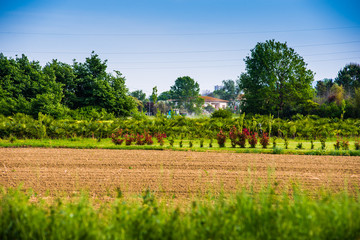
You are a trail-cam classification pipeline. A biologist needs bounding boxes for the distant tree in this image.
[130,90,146,102]
[72,52,136,116]
[315,78,333,98]
[0,54,64,117]
[158,91,172,101]
[213,80,237,101]
[238,40,314,117]
[335,63,360,95]
[151,86,158,104]
[213,79,239,112]
[328,83,344,106]
[43,59,76,108]
[170,76,204,114]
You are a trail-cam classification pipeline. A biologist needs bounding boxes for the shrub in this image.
[111,129,124,145]
[135,133,145,145]
[248,132,258,148]
[260,133,270,148]
[334,140,341,150]
[355,140,360,150]
[217,129,227,147]
[211,109,232,119]
[296,143,303,149]
[284,136,289,149]
[155,132,167,146]
[124,133,133,145]
[169,137,174,147]
[272,136,277,148]
[9,135,17,143]
[238,128,250,148]
[341,140,349,150]
[200,139,204,148]
[273,147,283,154]
[320,137,326,150]
[144,131,153,145]
[229,126,238,148]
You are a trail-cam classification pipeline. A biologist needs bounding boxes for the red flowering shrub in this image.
[135,133,145,145]
[229,126,238,148]
[260,133,270,148]
[248,132,258,148]
[155,132,167,146]
[217,129,227,148]
[238,128,250,148]
[124,133,133,145]
[144,130,153,145]
[111,129,124,145]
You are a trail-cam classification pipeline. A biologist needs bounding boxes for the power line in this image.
[107,50,360,64]
[309,57,360,62]
[0,26,359,36]
[111,57,360,70]
[2,40,360,55]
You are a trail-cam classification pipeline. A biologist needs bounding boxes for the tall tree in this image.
[335,63,360,96]
[170,76,203,114]
[72,52,136,116]
[0,54,64,117]
[213,80,238,100]
[43,59,76,108]
[238,40,314,117]
[151,86,158,104]
[315,78,333,98]
[158,91,171,101]
[130,90,146,102]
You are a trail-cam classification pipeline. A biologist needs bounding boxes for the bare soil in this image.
[1,148,359,197]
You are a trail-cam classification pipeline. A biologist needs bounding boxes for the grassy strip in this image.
[1,186,360,240]
[0,138,360,156]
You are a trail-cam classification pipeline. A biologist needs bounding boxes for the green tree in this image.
[315,78,333,98]
[0,54,64,117]
[158,91,172,101]
[335,63,360,95]
[170,76,203,114]
[238,40,314,117]
[72,52,136,116]
[151,86,158,104]
[213,80,237,101]
[213,79,239,112]
[130,90,146,102]
[328,83,344,106]
[43,59,76,108]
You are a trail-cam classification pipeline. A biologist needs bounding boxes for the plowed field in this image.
[1,148,360,197]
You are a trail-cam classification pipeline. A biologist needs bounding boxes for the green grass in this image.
[1,185,359,240]
[1,137,360,156]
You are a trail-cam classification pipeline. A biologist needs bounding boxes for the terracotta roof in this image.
[199,96,229,102]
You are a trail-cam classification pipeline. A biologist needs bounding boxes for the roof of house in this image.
[199,96,229,103]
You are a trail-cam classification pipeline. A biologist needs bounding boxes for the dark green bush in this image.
[211,109,232,119]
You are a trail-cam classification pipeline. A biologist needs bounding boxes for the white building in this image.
[199,96,228,110]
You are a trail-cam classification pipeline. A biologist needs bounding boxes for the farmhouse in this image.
[199,96,228,110]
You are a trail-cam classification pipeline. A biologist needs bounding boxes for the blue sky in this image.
[1,0,360,95]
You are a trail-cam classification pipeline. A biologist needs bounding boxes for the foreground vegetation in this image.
[1,185,359,240]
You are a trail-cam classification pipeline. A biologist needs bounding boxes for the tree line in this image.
[0,52,136,119]
[1,39,360,119]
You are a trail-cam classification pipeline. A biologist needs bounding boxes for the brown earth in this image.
[1,148,360,198]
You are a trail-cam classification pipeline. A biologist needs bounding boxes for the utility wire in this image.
[111,57,360,70]
[1,40,360,55]
[0,26,359,36]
